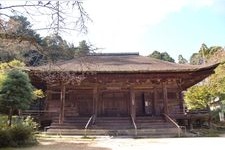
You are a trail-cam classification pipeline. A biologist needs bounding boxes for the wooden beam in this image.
[59,84,66,124]
[162,82,168,114]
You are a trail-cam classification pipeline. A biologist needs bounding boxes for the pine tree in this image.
[0,69,34,126]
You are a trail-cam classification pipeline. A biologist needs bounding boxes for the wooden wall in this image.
[46,79,184,119]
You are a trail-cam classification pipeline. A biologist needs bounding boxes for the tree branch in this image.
[0,1,90,34]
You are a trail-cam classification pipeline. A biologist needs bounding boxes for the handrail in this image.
[163,113,181,137]
[131,115,137,136]
[84,114,94,136]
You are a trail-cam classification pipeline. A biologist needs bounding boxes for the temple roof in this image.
[29,53,219,73]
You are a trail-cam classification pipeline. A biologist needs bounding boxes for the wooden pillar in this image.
[179,91,185,114]
[130,88,136,120]
[45,84,51,119]
[93,86,98,117]
[153,88,157,115]
[59,84,66,124]
[46,84,51,111]
[162,82,168,114]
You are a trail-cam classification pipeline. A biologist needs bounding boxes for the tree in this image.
[190,53,202,65]
[185,46,225,111]
[0,16,88,65]
[0,1,91,65]
[0,15,43,63]
[184,85,212,110]
[0,69,34,126]
[42,34,72,62]
[0,1,90,34]
[190,43,223,65]
[207,63,225,99]
[7,16,42,43]
[178,55,188,64]
[76,40,92,56]
[149,51,175,63]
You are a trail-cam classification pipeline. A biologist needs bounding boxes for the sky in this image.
[2,0,225,62]
[79,0,225,61]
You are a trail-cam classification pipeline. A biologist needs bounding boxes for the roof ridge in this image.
[89,52,139,56]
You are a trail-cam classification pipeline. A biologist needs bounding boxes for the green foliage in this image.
[0,115,8,129]
[43,34,71,62]
[0,69,34,110]
[33,89,45,99]
[0,116,38,148]
[7,16,42,44]
[185,44,225,110]
[0,129,11,147]
[178,54,188,64]
[190,53,202,65]
[190,43,223,65]
[0,14,94,65]
[0,60,25,90]
[0,15,42,63]
[76,40,92,56]
[0,68,35,126]
[206,63,225,111]
[10,125,34,146]
[185,85,212,110]
[0,59,25,71]
[149,50,175,63]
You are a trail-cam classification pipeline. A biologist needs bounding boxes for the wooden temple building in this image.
[28,53,219,137]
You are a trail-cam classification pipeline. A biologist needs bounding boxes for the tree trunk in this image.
[8,107,13,127]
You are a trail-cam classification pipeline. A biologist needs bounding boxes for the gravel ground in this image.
[4,136,225,150]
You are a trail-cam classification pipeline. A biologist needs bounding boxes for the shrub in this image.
[10,125,33,146]
[0,129,11,148]
[0,115,8,129]
[0,116,38,148]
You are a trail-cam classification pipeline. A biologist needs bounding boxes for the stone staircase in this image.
[46,116,179,137]
[135,116,179,137]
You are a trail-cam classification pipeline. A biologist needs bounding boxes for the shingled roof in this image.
[29,53,219,73]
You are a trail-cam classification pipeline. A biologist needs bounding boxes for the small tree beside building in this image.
[0,69,35,126]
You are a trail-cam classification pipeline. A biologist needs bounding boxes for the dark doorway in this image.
[136,92,155,116]
[102,92,129,117]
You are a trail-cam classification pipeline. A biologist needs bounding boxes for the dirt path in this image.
[6,136,225,150]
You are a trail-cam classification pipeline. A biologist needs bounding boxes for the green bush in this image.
[0,115,9,129]
[0,116,38,148]
[10,125,34,146]
[0,129,11,147]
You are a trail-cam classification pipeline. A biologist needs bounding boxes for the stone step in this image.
[96,117,130,119]
[95,120,132,124]
[46,128,179,137]
[47,116,180,137]
[50,125,85,129]
[137,123,174,129]
[91,125,133,130]
[136,118,165,122]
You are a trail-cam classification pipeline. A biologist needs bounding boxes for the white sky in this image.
[2,0,224,61]
[69,0,220,59]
